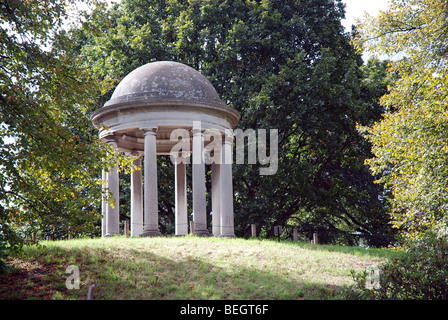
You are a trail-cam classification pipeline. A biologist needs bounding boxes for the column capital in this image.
[192,128,203,135]
[191,120,202,135]
[104,135,118,146]
[141,127,158,135]
[223,131,234,144]
[127,150,143,157]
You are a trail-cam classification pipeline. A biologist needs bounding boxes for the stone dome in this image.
[104,61,227,108]
[91,61,240,154]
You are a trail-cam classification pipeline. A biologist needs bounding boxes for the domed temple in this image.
[91,61,240,237]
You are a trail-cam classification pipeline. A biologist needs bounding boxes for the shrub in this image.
[0,246,9,275]
[337,233,448,300]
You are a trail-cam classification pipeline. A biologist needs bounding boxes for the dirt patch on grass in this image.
[0,258,60,300]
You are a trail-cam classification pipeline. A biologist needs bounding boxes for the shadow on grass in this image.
[266,239,401,260]
[7,243,342,300]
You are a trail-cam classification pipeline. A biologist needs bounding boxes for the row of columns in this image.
[101,128,234,237]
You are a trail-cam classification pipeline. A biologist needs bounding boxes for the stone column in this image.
[130,156,143,237]
[220,131,234,237]
[105,138,120,237]
[101,169,107,237]
[140,128,161,237]
[251,224,257,237]
[211,149,221,236]
[175,156,188,235]
[192,128,210,236]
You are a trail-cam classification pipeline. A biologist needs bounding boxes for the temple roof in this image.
[104,61,227,108]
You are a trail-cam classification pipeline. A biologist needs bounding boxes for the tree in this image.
[73,0,394,245]
[0,0,127,252]
[354,0,448,241]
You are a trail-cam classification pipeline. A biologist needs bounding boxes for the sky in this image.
[341,0,392,61]
[341,0,391,32]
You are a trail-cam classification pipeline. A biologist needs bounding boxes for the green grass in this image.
[2,236,399,300]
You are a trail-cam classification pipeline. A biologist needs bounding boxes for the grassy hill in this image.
[0,236,397,300]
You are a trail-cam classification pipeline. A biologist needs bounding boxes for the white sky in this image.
[341,0,391,31]
[341,0,392,61]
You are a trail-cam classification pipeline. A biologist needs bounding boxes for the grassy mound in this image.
[1,236,396,300]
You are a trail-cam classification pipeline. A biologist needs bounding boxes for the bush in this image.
[0,246,10,275]
[337,233,448,300]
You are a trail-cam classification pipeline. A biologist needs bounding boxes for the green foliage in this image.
[338,233,448,299]
[355,0,448,241]
[0,1,132,250]
[72,0,395,245]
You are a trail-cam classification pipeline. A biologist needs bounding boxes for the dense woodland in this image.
[1,0,448,254]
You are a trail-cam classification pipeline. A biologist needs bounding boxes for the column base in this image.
[140,229,162,237]
[194,230,211,237]
[104,233,119,238]
[219,234,235,238]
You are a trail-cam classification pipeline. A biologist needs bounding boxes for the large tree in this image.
[73,0,394,245]
[0,0,127,252]
[355,0,448,241]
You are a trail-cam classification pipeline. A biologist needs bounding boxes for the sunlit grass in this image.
[4,236,397,300]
